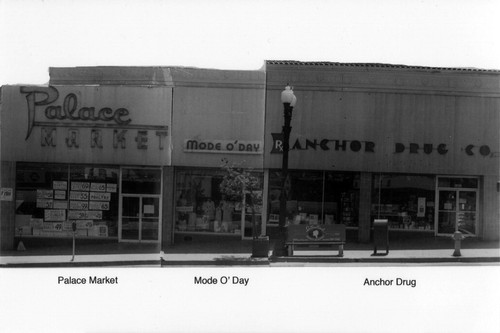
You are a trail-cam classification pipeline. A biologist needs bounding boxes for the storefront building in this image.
[168,68,266,246]
[0,66,266,252]
[1,61,499,254]
[264,61,500,242]
[1,67,173,251]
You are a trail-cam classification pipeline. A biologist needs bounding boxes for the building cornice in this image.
[265,60,500,97]
[49,66,266,89]
[265,60,500,73]
[49,67,175,86]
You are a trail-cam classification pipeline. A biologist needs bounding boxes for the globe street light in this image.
[276,85,296,255]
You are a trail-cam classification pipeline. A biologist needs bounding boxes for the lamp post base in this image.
[252,237,270,258]
[270,226,287,257]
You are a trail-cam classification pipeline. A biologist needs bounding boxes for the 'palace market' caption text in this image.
[58,276,118,285]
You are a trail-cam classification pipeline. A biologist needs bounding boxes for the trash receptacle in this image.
[252,236,270,258]
[373,219,389,255]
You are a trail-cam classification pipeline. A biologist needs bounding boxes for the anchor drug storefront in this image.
[264,61,500,242]
[1,82,172,251]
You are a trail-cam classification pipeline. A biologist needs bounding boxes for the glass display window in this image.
[372,174,435,231]
[324,172,360,227]
[174,168,263,238]
[268,170,360,227]
[16,163,69,218]
[15,162,119,238]
[70,165,119,237]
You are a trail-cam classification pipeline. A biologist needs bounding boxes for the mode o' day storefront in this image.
[167,68,265,247]
[264,61,500,242]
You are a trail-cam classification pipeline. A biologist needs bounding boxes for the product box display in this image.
[88,225,108,237]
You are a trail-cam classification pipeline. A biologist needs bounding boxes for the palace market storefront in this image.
[1,74,172,252]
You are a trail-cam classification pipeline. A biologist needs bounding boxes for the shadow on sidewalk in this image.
[2,233,499,259]
[1,237,160,257]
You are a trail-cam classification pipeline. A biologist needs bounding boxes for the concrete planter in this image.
[252,236,270,258]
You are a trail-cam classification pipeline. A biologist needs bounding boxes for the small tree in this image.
[219,158,262,239]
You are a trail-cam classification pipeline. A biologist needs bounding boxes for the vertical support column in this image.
[1,161,16,251]
[161,166,175,250]
[261,170,269,236]
[481,175,499,241]
[279,104,292,228]
[358,172,372,243]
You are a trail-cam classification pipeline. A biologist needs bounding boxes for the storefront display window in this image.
[268,170,360,227]
[174,169,263,237]
[372,174,435,231]
[15,162,119,238]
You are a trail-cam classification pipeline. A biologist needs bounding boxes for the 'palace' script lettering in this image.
[20,86,132,140]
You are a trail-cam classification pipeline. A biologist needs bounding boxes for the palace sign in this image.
[19,86,169,151]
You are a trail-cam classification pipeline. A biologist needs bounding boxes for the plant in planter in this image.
[219,159,268,256]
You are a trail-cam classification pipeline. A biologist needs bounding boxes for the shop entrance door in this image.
[120,195,161,241]
[436,177,478,236]
[241,191,263,240]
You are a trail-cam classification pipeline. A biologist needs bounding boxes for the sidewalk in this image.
[161,235,500,265]
[269,247,500,264]
[1,248,498,267]
[0,239,162,267]
[0,253,161,267]
[1,237,499,267]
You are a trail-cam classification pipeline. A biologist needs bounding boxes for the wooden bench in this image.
[285,224,346,256]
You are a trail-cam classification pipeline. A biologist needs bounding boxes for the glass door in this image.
[241,190,263,240]
[120,195,160,242]
[457,191,477,235]
[119,167,162,242]
[436,177,478,236]
[141,197,160,241]
[437,190,457,234]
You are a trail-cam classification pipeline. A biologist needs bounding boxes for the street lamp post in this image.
[276,85,296,255]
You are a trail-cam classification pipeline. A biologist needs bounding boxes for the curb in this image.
[2,255,499,267]
[269,256,500,264]
[0,260,161,268]
[161,258,270,266]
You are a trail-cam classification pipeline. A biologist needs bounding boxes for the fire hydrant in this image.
[452,231,465,257]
